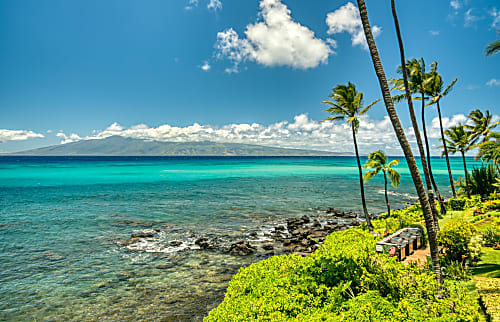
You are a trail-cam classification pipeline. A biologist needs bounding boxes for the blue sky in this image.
[0,0,499,154]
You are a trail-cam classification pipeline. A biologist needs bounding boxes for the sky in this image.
[0,0,499,155]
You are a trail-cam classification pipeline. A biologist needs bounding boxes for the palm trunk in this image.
[356,0,442,283]
[384,170,390,217]
[352,126,373,230]
[461,150,470,198]
[437,100,457,197]
[421,93,446,217]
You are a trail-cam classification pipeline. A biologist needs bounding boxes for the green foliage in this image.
[442,260,472,281]
[475,277,500,321]
[481,199,500,212]
[446,196,482,211]
[438,220,478,262]
[206,228,482,321]
[483,228,500,248]
[464,165,500,198]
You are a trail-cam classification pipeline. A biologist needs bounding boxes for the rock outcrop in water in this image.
[116,208,372,256]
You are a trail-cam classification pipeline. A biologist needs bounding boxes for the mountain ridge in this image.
[9,136,350,156]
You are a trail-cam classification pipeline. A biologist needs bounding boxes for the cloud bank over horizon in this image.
[47,112,486,156]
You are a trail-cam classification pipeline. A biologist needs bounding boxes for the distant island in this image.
[9,136,349,156]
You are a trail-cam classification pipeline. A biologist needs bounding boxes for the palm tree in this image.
[485,28,500,56]
[477,132,500,172]
[443,124,477,198]
[322,82,380,231]
[363,150,401,217]
[426,63,458,197]
[391,58,446,216]
[466,109,500,143]
[356,0,443,284]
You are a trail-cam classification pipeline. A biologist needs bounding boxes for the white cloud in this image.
[214,0,332,72]
[450,0,460,10]
[429,30,440,36]
[54,113,500,156]
[325,2,382,50]
[207,0,222,11]
[56,133,82,144]
[185,0,198,10]
[201,61,211,71]
[490,7,500,28]
[486,78,500,86]
[0,129,44,143]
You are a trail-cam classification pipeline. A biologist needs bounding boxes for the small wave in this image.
[377,190,418,199]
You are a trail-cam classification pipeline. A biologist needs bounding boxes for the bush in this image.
[438,220,478,262]
[466,165,499,198]
[481,199,500,212]
[442,260,472,281]
[483,227,500,247]
[205,228,482,321]
[446,197,467,211]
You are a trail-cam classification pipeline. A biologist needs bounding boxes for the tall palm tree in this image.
[485,28,500,56]
[363,150,401,217]
[443,124,477,198]
[477,132,500,173]
[466,109,500,143]
[356,0,443,284]
[322,82,380,231]
[391,58,446,216]
[426,63,458,197]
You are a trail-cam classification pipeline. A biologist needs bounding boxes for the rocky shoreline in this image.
[117,208,372,257]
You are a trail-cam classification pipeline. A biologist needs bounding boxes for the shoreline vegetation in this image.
[204,196,500,321]
[203,0,500,319]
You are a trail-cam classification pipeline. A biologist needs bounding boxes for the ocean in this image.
[0,156,482,321]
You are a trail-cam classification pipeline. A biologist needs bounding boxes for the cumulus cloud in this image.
[486,78,500,86]
[0,129,44,143]
[207,0,222,11]
[200,61,211,71]
[56,133,82,144]
[214,0,332,72]
[450,0,460,10]
[53,113,498,156]
[326,2,382,50]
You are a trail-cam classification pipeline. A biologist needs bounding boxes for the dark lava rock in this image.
[131,231,155,238]
[169,241,183,247]
[262,244,274,251]
[249,231,258,237]
[195,237,218,250]
[228,240,256,256]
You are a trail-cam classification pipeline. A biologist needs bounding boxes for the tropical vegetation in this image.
[206,1,500,320]
[321,82,379,231]
[363,150,400,217]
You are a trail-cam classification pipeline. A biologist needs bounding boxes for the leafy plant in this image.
[462,164,500,198]
[442,260,472,281]
[438,220,478,262]
[206,228,482,321]
[483,228,500,247]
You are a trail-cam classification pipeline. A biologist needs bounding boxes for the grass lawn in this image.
[472,247,500,278]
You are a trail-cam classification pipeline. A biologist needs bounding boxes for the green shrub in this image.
[446,197,467,211]
[483,227,500,247]
[481,199,500,212]
[442,260,472,281]
[438,220,478,262]
[465,165,499,198]
[206,228,482,321]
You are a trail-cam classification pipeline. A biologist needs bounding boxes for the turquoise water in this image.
[0,156,482,321]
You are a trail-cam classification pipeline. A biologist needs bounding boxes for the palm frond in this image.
[388,168,401,188]
[363,170,379,183]
[359,99,380,115]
